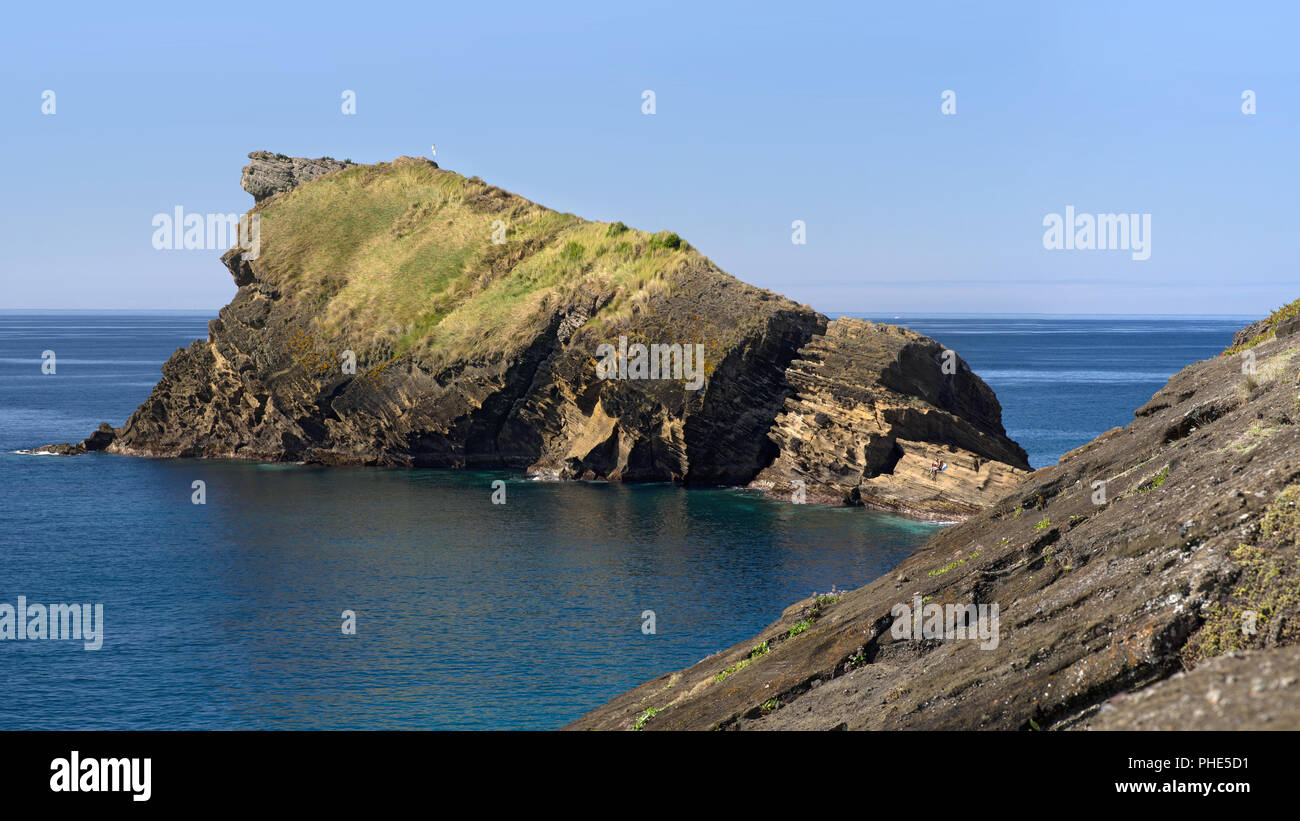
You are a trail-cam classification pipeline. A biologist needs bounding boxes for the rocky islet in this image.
[38,152,1029,519]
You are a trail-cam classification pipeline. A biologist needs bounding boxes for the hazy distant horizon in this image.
[0,308,1267,321]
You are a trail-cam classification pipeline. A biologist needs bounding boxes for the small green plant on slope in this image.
[633,706,661,730]
[1137,466,1169,494]
[714,641,771,684]
[929,551,981,576]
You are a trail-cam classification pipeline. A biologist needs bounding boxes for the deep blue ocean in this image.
[0,312,1248,729]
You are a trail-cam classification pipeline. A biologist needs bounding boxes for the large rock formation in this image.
[240,150,356,203]
[36,151,1027,518]
[749,319,1030,518]
[568,308,1300,730]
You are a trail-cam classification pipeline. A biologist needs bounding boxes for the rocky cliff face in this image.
[37,152,1028,517]
[749,319,1030,518]
[569,311,1300,730]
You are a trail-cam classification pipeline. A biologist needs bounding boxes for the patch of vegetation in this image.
[760,698,779,714]
[632,706,661,731]
[1034,518,1052,531]
[1040,548,1071,574]
[1136,466,1169,494]
[252,160,705,369]
[786,619,811,638]
[714,641,771,684]
[1223,298,1300,355]
[646,231,682,251]
[1042,547,1074,571]
[1182,485,1300,668]
[815,588,843,605]
[1232,422,1278,455]
[1013,506,1024,519]
[928,551,981,577]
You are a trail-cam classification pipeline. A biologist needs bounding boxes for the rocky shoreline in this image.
[569,309,1300,730]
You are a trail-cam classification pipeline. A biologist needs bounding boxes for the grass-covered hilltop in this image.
[39,151,1030,518]
[571,309,1300,730]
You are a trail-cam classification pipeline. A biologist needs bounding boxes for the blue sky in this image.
[2,1,1296,315]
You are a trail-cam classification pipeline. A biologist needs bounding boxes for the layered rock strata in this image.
[570,315,1300,730]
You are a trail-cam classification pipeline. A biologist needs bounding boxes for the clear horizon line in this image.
[0,307,1265,319]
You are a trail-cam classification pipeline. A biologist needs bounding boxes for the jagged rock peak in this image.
[240,151,358,203]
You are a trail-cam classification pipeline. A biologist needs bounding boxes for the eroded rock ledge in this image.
[749,318,1030,519]
[240,150,357,203]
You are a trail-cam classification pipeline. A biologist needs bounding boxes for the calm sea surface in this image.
[0,312,1246,728]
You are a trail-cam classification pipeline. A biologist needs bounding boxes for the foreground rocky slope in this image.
[38,151,1028,517]
[570,310,1300,730]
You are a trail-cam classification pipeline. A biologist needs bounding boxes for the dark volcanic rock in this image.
[749,319,1030,519]
[83,422,116,451]
[568,314,1300,730]
[31,422,115,455]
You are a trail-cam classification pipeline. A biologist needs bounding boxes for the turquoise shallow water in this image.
[0,312,1243,728]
